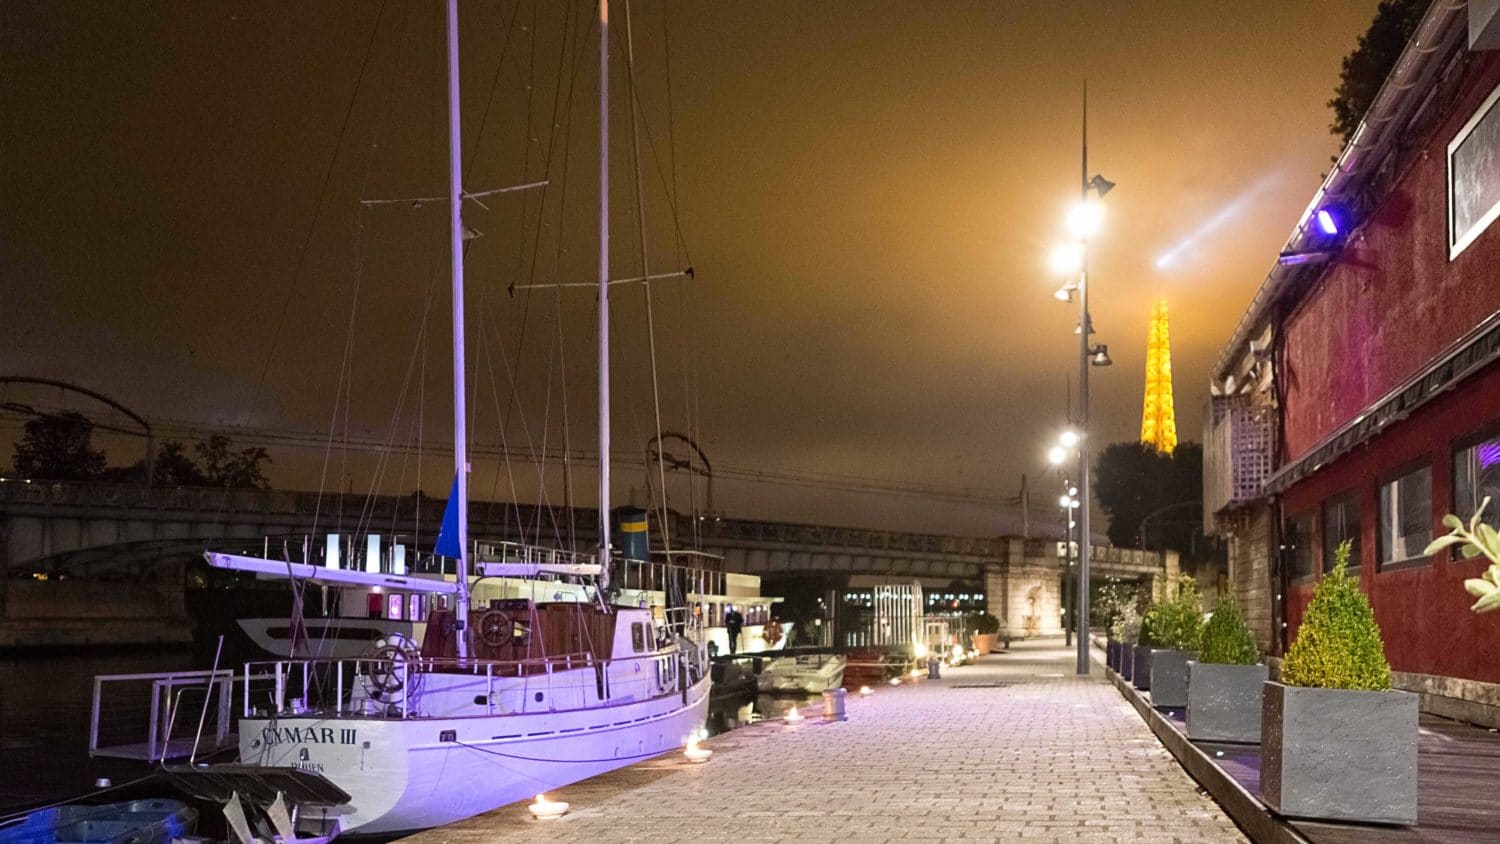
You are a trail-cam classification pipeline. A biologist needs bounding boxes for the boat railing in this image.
[241,649,679,720]
[90,669,237,762]
[472,540,598,570]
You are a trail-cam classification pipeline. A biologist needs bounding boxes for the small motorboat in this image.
[756,654,847,695]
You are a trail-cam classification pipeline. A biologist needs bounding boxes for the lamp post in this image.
[1050,87,1113,675]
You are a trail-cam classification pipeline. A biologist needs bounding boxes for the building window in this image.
[1323,491,1361,572]
[1448,81,1500,258]
[1379,464,1433,568]
[1454,429,1500,534]
[1284,512,1316,581]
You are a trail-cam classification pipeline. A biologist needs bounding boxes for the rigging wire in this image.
[622,0,673,559]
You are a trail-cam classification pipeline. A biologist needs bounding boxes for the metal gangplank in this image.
[90,669,236,762]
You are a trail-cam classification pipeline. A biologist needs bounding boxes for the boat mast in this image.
[445,0,471,658]
[597,0,612,593]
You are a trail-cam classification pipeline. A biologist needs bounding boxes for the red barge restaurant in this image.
[1205,0,1500,722]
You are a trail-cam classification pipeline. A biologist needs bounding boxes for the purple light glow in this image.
[1478,441,1500,469]
[1316,208,1339,235]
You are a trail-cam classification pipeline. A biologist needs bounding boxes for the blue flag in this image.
[434,473,462,559]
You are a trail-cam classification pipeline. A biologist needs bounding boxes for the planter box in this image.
[1149,649,1195,709]
[1260,682,1418,825]
[1187,662,1268,743]
[1120,643,1135,681]
[972,633,996,656]
[1106,639,1119,671]
[1132,645,1152,691]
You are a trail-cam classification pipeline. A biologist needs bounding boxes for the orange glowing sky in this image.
[2,1,1380,535]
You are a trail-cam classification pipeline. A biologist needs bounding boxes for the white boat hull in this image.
[240,674,712,836]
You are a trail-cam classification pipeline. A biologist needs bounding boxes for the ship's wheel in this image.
[477,610,512,648]
[361,632,424,706]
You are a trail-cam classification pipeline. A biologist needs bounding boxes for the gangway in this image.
[90,669,236,761]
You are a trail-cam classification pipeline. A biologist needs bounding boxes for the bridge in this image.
[0,480,1176,645]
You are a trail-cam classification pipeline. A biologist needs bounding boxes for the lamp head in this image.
[1090,344,1113,367]
[1088,174,1115,198]
[1053,284,1076,303]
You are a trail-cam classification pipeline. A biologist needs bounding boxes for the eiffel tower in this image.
[1140,299,1178,454]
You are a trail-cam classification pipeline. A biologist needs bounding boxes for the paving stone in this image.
[400,639,1245,843]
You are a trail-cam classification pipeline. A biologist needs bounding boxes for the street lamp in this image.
[1045,86,1113,675]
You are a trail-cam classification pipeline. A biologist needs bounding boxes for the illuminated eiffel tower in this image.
[1140,299,1178,454]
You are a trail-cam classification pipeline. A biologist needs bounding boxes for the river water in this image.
[0,646,817,819]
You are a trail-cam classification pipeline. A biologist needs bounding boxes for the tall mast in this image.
[445,0,471,658]
[597,0,612,591]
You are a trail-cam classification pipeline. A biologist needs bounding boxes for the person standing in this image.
[725,604,744,654]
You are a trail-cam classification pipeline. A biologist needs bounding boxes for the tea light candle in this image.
[859,685,873,696]
[784,704,804,723]
[684,738,713,763]
[529,794,569,820]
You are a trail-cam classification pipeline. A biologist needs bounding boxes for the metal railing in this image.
[241,648,698,721]
[90,669,235,762]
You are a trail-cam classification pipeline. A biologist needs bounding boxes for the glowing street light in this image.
[1059,430,1080,448]
[1048,446,1068,466]
[1067,201,1104,238]
[1049,243,1084,275]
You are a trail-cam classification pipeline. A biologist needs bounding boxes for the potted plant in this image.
[1146,576,1205,709]
[1260,540,1416,825]
[1186,592,1266,742]
[968,612,1001,656]
[1428,496,1500,611]
[1132,606,1158,691]
[1098,579,1134,672]
[1116,603,1142,681]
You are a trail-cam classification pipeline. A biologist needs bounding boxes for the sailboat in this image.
[201,0,713,835]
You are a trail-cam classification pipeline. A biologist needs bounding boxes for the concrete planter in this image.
[1132,645,1152,691]
[1260,681,1418,825]
[1148,649,1195,709]
[1106,639,1119,671]
[1186,662,1268,743]
[1120,643,1135,681]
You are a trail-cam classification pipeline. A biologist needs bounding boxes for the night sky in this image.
[2,1,1379,536]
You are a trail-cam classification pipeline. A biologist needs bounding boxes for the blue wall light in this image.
[1315,208,1340,236]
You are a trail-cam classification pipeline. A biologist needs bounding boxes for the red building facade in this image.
[1207,2,1500,697]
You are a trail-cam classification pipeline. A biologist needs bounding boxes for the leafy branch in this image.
[1424,497,1500,613]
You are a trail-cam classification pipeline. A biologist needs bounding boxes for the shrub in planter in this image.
[1261,541,1416,825]
[1146,577,1204,709]
[968,612,1001,656]
[1115,605,1141,680]
[1132,607,1159,691]
[1187,592,1266,743]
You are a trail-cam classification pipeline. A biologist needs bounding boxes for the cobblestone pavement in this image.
[401,639,1246,843]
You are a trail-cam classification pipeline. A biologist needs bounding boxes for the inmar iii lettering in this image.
[261,726,359,746]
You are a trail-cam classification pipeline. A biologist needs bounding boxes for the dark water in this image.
[0,648,196,816]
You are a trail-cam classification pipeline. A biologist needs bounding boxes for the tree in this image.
[1093,441,1205,558]
[1328,0,1428,146]
[195,434,271,489]
[10,412,106,481]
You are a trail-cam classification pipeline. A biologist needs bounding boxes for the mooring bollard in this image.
[822,687,847,720]
[927,657,941,680]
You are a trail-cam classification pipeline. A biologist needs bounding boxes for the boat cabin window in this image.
[387,593,404,621]
[408,594,426,622]
[366,593,382,619]
[631,622,647,653]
